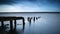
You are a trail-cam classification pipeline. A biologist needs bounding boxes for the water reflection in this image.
[0,13,60,34]
[0,22,25,34]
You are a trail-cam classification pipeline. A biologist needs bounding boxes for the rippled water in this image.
[0,13,60,34]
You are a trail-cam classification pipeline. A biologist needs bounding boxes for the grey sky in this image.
[0,0,60,12]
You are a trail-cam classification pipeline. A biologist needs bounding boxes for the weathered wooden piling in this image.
[14,20,16,30]
[0,17,25,30]
[27,17,32,23]
[10,20,13,30]
[23,18,25,25]
[33,17,35,22]
[1,21,4,27]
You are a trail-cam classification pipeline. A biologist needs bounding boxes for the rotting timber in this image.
[0,17,25,30]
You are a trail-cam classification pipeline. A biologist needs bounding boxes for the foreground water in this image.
[0,13,60,34]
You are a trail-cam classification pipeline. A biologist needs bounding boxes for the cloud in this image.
[0,0,60,5]
[0,0,60,12]
[0,3,59,12]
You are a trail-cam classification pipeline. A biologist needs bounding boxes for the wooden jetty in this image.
[0,17,25,30]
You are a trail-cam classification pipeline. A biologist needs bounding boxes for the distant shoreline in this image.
[0,12,60,14]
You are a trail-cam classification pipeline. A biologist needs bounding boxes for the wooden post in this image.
[33,17,35,22]
[22,18,25,30]
[23,23,25,30]
[23,18,25,25]
[1,21,4,27]
[14,20,16,30]
[27,17,32,23]
[10,20,13,30]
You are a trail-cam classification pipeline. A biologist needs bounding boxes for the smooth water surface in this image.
[0,13,60,34]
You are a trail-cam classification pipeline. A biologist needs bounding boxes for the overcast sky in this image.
[0,0,60,12]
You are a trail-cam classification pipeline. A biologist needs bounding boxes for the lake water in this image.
[0,13,60,34]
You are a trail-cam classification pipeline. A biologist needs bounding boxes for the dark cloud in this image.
[0,0,21,5]
[0,0,60,5]
[0,0,15,4]
[46,0,60,4]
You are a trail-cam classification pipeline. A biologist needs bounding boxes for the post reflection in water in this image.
[8,22,25,34]
[0,17,25,34]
